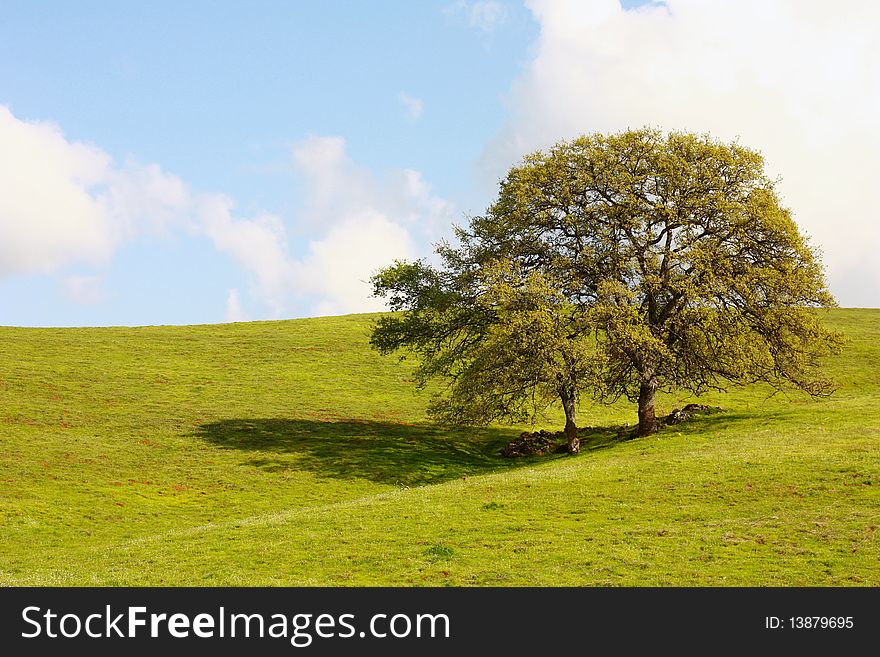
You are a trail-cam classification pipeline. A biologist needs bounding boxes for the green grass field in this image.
[1,309,878,585]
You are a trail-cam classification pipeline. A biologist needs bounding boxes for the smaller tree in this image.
[371,256,597,455]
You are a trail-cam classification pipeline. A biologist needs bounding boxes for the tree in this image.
[371,128,843,447]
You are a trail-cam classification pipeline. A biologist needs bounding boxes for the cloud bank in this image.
[485,0,880,306]
[1,106,453,319]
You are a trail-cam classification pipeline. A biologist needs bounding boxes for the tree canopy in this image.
[371,128,843,452]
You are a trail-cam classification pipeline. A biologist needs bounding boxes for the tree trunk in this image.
[560,387,580,455]
[636,379,658,436]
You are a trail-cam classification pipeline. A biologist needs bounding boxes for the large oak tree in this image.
[371,129,842,449]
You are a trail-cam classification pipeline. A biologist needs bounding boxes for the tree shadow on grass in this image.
[194,419,544,487]
[193,412,741,487]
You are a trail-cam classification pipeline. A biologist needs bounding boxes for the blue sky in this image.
[1,1,877,326]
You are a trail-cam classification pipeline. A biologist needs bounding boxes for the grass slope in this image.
[1,310,878,585]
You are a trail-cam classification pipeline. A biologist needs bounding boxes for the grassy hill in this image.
[1,309,878,585]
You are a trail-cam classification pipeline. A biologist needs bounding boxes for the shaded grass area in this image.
[194,418,630,485]
[1,309,878,585]
[195,419,526,486]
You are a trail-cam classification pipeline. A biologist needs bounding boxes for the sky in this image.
[1,0,877,327]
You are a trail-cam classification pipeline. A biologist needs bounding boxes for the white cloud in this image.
[199,194,295,316]
[224,288,250,323]
[62,275,107,305]
[289,135,453,315]
[0,105,191,278]
[0,106,114,275]
[0,107,288,318]
[446,1,508,32]
[101,160,192,238]
[297,212,416,316]
[292,136,375,227]
[484,0,880,307]
[292,135,453,235]
[398,91,424,122]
